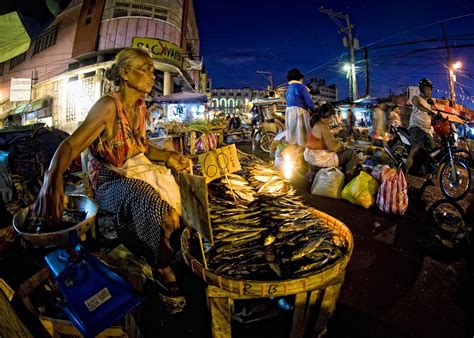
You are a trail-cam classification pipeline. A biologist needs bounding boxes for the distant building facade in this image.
[307,78,338,103]
[209,87,266,115]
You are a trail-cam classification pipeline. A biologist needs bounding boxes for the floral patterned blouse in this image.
[88,92,148,189]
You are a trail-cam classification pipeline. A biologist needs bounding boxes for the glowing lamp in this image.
[283,153,293,180]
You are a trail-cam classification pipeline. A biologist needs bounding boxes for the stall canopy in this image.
[353,95,378,105]
[0,0,72,62]
[440,112,465,124]
[154,92,208,104]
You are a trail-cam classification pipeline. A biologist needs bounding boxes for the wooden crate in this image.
[39,316,128,338]
[181,208,354,338]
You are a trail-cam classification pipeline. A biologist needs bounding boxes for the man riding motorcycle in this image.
[405,78,438,177]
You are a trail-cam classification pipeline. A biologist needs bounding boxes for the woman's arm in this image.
[299,85,316,112]
[34,96,116,225]
[146,143,189,172]
[321,124,344,152]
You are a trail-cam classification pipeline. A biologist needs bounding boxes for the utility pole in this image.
[256,70,273,90]
[441,22,455,106]
[364,47,369,96]
[320,7,358,101]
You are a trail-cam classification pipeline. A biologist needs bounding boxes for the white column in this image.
[163,71,171,95]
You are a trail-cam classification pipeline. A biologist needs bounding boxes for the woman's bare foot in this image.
[155,266,180,294]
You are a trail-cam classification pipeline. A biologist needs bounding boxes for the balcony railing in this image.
[102,0,182,29]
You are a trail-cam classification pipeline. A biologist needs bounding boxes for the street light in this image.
[342,63,352,100]
[449,60,462,105]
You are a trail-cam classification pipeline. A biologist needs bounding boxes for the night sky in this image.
[194,0,474,107]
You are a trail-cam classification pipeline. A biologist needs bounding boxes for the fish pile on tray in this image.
[22,209,87,233]
[202,151,348,280]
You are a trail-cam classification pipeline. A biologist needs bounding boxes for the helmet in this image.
[418,78,433,91]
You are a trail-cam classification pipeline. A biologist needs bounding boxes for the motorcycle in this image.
[384,114,472,201]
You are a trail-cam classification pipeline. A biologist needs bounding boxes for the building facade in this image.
[209,87,266,115]
[0,0,203,132]
[307,78,338,103]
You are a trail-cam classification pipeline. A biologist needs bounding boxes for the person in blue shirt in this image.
[285,68,316,147]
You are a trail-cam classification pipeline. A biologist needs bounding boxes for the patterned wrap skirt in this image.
[94,167,171,267]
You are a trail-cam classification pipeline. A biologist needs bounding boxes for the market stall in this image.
[150,92,227,154]
[179,147,354,338]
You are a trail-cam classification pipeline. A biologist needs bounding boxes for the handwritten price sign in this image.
[198,144,241,183]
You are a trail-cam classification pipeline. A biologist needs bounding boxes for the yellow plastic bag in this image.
[341,171,379,208]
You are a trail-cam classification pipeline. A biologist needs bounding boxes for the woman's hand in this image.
[161,208,180,237]
[166,153,190,173]
[32,171,65,226]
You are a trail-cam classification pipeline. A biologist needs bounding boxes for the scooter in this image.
[384,115,472,201]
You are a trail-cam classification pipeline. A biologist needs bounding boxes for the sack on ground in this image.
[371,164,390,182]
[341,171,379,208]
[376,170,408,215]
[381,166,398,182]
[311,167,345,199]
[303,148,339,168]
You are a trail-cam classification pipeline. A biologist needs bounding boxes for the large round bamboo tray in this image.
[181,208,353,297]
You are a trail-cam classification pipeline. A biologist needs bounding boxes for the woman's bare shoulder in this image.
[86,95,117,121]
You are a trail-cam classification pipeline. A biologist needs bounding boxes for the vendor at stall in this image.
[227,113,243,133]
[34,48,189,295]
[304,103,359,183]
[285,68,316,147]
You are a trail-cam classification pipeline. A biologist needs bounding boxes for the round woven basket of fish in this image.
[181,208,353,297]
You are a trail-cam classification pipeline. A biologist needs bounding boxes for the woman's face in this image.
[125,56,156,93]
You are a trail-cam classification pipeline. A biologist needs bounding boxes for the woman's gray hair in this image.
[105,47,152,86]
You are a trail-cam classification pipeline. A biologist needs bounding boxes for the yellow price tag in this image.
[198,144,241,183]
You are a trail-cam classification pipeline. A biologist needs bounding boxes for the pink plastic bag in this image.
[376,170,408,215]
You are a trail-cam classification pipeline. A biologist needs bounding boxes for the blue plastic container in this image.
[45,245,143,338]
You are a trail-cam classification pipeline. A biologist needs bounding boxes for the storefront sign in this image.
[132,37,183,68]
[198,144,241,183]
[10,78,31,102]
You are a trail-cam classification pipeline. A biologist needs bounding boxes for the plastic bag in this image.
[371,164,388,182]
[380,166,398,182]
[341,171,379,208]
[311,167,345,199]
[376,170,408,215]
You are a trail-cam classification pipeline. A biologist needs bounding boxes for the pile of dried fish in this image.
[203,157,348,280]
[22,209,87,233]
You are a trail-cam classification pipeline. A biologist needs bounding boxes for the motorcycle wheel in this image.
[438,157,471,201]
[260,132,276,153]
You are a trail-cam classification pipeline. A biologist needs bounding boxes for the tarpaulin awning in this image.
[154,92,208,104]
[440,112,465,124]
[253,98,281,106]
[5,96,53,116]
[0,0,73,62]
[353,96,378,105]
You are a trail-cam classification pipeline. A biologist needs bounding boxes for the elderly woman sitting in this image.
[304,103,359,183]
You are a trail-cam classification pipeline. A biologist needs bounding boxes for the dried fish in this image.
[291,237,327,261]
